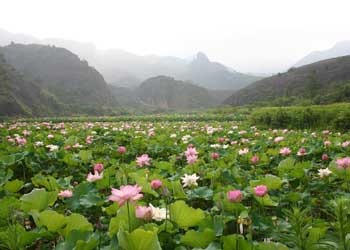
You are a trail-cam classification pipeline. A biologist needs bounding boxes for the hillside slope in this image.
[0,53,62,116]
[0,43,117,113]
[135,76,212,109]
[224,56,350,106]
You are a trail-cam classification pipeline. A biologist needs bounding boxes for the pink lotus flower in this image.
[218,137,225,143]
[297,148,307,156]
[342,141,350,148]
[279,147,291,156]
[187,154,198,164]
[185,147,198,165]
[274,136,284,143]
[336,157,350,169]
[324,141,331,147]
[151,179,163,189]
[251,155,259,165]
[227,190,243,202]
[211,152,220,160]
[64,145,72,150]
[135,205,152,220]
[47,134,54,139]
[109,184,143,207]
[118,146,126,154]
[241,138,250,144]
[254,185,268,197]
[15,137,26,146]
[94,163,104,172]
[86,171,104,182]
[23,130,30,136]
[322,154,329,161]
[185,147,198,157]
[136,154,151,167]
[86,135,93,144]
[322,130,330,135]
[58,190,73,198]
[72,143,83,148]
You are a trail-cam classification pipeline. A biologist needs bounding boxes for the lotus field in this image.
[2,120,350,250]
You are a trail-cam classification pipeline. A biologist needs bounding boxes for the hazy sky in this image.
[2,0,350,73]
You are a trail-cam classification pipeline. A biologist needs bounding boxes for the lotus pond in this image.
[1,120,350,250]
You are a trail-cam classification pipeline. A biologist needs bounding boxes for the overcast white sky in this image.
[1,0,350,73]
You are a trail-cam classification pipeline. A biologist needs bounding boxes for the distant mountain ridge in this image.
[108,75,236,110]
[224,55,350,106]
[136,76,212,109]
[0,28,261,90]
[184,52,260,90]
[295,41,350,67]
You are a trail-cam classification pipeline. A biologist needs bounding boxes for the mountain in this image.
[109,76,213,110]
[0,52,62,116]
[38,39,260,90]
[295,41,350,67]
[224,56,350,106]
[136,76,212,109]
[0,43,117,114]
[0,29,260,90]
[183,52,261,90]
[108,85,140,108]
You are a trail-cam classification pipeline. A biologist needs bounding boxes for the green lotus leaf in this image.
[169,200,205,229]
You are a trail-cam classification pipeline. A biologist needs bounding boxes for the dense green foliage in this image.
[224,56,350,106]
[12,103,350,131]
[250,103,350,130]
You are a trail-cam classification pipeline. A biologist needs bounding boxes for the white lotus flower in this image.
[46,144,59,151]
[35,141,44,147]
[318,168,332,178]
[181,173,199,188]
[150,204,167,221]
[182,135,192,143]
[86,171,104,182]
[239,148,249,155]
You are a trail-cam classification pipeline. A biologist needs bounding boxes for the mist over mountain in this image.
[0,43,117,115]
[41,39,260,90]
[184,52,260,90]
[0,52,62,116]
[108,75,232,110]
[0,28,37,45]
[224,56,350,106]
[295,41,350,67]
[0,28,261,90]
